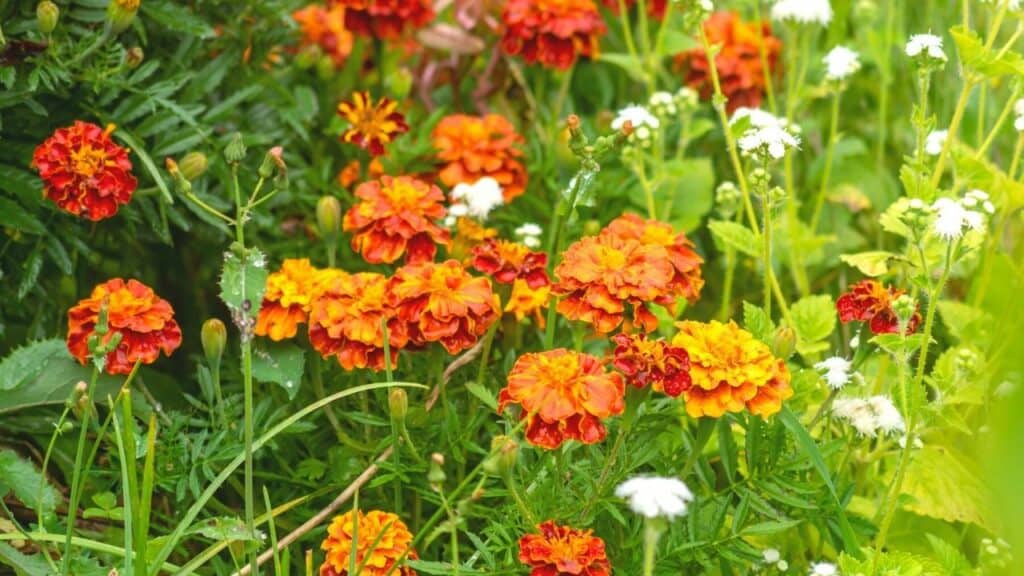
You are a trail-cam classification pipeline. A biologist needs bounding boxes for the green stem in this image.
[717,246,737,322]
[976,85,1021,158]
[232,165,245,245]
[810,91,842,231]
[876,1,895,170]
[930,79,977,189]
[642,521,662,576]
[61,367,99,575]
[242,339,258,575]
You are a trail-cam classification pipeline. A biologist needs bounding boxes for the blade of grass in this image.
[0,533,180,571]
[110,400,134,576]
[138,413,158,576]
[262,487,282,576]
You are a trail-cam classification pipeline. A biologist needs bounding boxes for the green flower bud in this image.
[125,46,144,68]
[165,158,192,196]
[37,1,60,35]
[316,196,342,240]
[201,318,227,368]
[387,68,413,100]
[481,435,519,478]
[224,133,247,164]
[107,0,140,34]
[179,151,208,181]
[428,453,446,490]
[388,388,408,426]
[258,146,284,179]
[772,326,797,359]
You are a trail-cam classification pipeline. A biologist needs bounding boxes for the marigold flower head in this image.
[498,349,625,449]
[601,213,704,304]
[293,3,353,67]
[254,259,323,341]
[505,279,550,328]
[501,0,607,70]
[450,217,499,261]
[471,239,549,288]
[319,509,417,576]
[388,260,500,354]
[678,11,781,113]
[67,279,182,375]
[837,280,921,335]
[517,521,611,576]
[432,114,528,202]
[612,333,691,397]
[32,121,137,221]
[343,176,451,264]
[671,320,793,418]
[330,0,433,39]
[554,233,675,334]
[337,92,409,156]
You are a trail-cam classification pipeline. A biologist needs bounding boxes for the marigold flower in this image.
[337,92,409,156]
[388,260,500,354]
[611,333,691,397]
[255,259,323,341]
[498,349,625,449]
[330,0,433,39]
[450,217,499,261]
[319,509,417,576]
[501,0,607,70]
[601,213,704,304]
[432,114,528,202]
[517,521,612,576]
[343,176,451,264]
[309,272,409,371]
[554,233,675,334]
[32,121,137,221]
[677,11,781,113]
[836,279,921,335]
[67,279,182,375]
[293,3,353,67]
[471,239,549,288]
[671,320,793,418]
[505,279,551,328]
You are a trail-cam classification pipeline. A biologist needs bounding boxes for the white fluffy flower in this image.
[815,356,853,390]
[738,125,801,159]
[833,396,905,437]
[612,105,660,133]
[648,91,678,118]
[868,396,905,434]
[730,107,788,129]
[906,33,946,61]
[810,562,838,576]
[771,0,832,25]
[931,191,991,241]
[823,46,861,81]
[615,477,694,520]
[763,549,781,563]
[450,177,504,221]
[514,223,543,249]
[925,129,947,156]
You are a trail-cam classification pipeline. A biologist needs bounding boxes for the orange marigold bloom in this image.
[611,333,691,397]
[67,279,182,375]
[505,279,550,328]
[501,0,607,70]
[309,272,409,371]
[471,239,549,288]
[293,3,353,67]
[330,0,433,40]
[677,11,781,113]
[602,213,704,304]
[671,320,793,418]
[837,279,921,335]
[337,160,362,188]
[255,259,322,341]
[32,121,137,221]
[337,92,409,156]
[601,0,667,19]
[518,521,612,576]
[553,233,675,334]
[343,176,451,264]
[450,217,499,262]
[319,510,417,576]
[388,260,500,354]
[432,114,528,202]
[498,349,625,449]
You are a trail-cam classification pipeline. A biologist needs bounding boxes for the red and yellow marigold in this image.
[329,0,433,40]
[343,175,451,264]
[501,0,607,70]
[837,279,921,335]
[337,92,409,156]
[67,279,182,375]
[505,279,550,328]
[293,3,353,67]
[498,349,625,449]
[319,509,417,576]
[432,114,528,202]
[612,333,691,397]
[32,121,137,221]
[388,260,500,354]
[602,213,704,304]
[517,521,612,576]
[309,272,409,371]
[471,239,549,288]
[254,258,324,341]
[671,320,792,418]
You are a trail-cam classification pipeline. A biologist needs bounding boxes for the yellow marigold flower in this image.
[320,510,417,576]
[337,92,409,156]
[671,320,793,418]
[505,279,550,328]
[255,258,323,341]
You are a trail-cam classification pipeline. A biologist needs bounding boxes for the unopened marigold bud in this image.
[482,435,519,477]
[428,453,446,489]
[772,326,796,359]
[317,196,342,240]
[224,133,247,164]
[179,151,207,181]
[259,146,285,179]
[125,46,144,68]
[388,388,408,425]
[37,1,60,35]
[165,158,192,195]
[388,68,413,100]
[201,319,227,368]
[107,0,140,34]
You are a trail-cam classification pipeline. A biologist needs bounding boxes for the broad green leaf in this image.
[597,53,647,83]
[902,445,994,531]
[0,350,122,415]
[219,247,268,319]
[662,158,714,232]
[0,449,59,514]
[251,342,305,399]
[742,301,775,344]
[708,220,759,258]
[870,333,928,356]
[789,295,836,353]
[0,542,53,575]
[0,197,45,235]
[936,300,986,342]
[950,25,1024,78]
[925,534,973,576]
[188,517,263,542]
[839,548,943,576]
[840,251,897,277]
[0,339,67,391]
[0,165,40,206]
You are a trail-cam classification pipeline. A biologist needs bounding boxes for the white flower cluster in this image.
[675,86,700,111]
[612,105,660,147]
[924,129,947,155]
[832,396,905,437]
[931,190,995,241]
[733,108,801,160]
[761,548,789,572]
[823,46,861,82]
[446,177,504,225]
[771,0,833,25]
[514,223,543,249]
[905,33,947,62]
[615,476,694,519]
[648,91,678,118]
[815,356,854,390]
[809,562,839,576]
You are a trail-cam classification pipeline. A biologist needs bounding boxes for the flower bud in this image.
[125,46,144,68]
[891,295,918,332]
[224,133,247,164]
[316,195,341,240]
[714,181,740,219]
[387,68,413,100]
[388,388,408,425]
[482,435,519,478]
[37,1,60,35]
[179,151,208,180]
[201,318,227,368]
[772,326,796,359]
[428,453,446,490]
[165,158,192,196]
[259,146,285,179]
[107,0,140,34]
[315,54,335,79]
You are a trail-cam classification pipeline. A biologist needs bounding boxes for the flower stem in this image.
[61,367,98,575]
[642,520,662,576]
[810,91,842,231]
[929,78,976,189]
[242,339,258,575]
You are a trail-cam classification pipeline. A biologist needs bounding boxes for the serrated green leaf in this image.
[0,542,53,575]
[790,295,836,352]
[0,339,67,391]
[0,449,59,514]
[902,446,994,531]
[742,301,775,344]
[187,516,263,542]
[219,248,268,318]
[709,220,760,258]
[464,380,498,411]
[0,351,122,415]
[840,251,896,277]
[251,341,305,400]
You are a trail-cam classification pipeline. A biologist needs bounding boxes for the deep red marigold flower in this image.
[471,239,549,288]
[553,233,675,334]
[837,279,921,335]
[432,114,528,202]
[602,213,704,304]
[498,349,625,449]
[293,3,353,67]
[501,0,607,70]
[67,278,182,375]
[505,279,551,328]
[601,0,668,20]
[518,520,612,576]
[611,333,691,397]
[330,0,433,39]
[320,509,417,576]
[309,272,409,371]
[32,121,137,221]
[337,92,409,156]
[677,11,781,113]
[255,259,325,341]
[343,175,451,264]
[388,260,500,354]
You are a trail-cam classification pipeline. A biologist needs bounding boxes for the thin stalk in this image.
[717,247,737,321]
[976,85,1021,158]
[438,491,460,575]
[242,339,258,575]
[636,0,656,94]
[811,91,842,231]
[929,79,976,189]
[61,367,99,575]
[642,521,661,576]
[616,0,643,87]
[763,202,773,319]
[875,1,895,170]
[37,405,71,573]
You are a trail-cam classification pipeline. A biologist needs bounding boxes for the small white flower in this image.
[931,192,991,241]
[868,396,905,434]
[615,476,694,520]
[906,33,946,61]
[815,356,853,390]
[738,125,801,159]
[771,0,833,25]
[450,177,504,220]
[809,562,838,576]
[833,396,904,437]
[763,548,781,563]
[730,107,788,129]
[648,91,678,118]
[823,46,861,81]
[995,380,1018,398]
[925,130,947,155]
[515,223,543,238]
[448,203,468,218]
[674,86,700,111]
[778,560,789,571]
[612,105,660,132]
